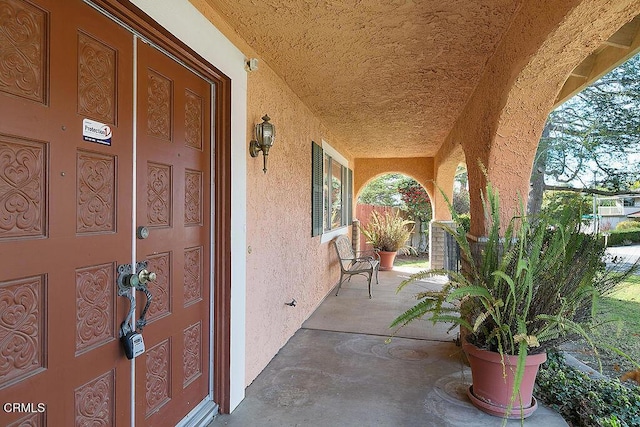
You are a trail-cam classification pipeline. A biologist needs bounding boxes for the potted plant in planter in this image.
[391,183,637,420]
[360,210,414,270]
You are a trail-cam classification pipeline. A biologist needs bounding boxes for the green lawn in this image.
[609,274,640,301]
[393,256,429,269]
[593,279,640,373]
[536,278,640,426]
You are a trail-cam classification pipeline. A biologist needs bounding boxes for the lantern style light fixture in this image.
[249,114,276,173]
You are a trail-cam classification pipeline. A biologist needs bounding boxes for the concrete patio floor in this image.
[211,264,568,427]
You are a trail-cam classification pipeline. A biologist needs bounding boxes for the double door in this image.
[0,0,212,425]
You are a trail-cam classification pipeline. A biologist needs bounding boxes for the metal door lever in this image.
[138,269,156,284]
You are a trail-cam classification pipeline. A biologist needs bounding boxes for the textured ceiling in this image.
[202,0,526,158]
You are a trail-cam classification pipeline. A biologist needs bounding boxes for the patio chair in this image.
[333,234,380,298]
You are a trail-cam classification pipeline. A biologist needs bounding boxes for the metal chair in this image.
[332,235,379,298]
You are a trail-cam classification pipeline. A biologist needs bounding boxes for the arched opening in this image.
[356,173,432,268]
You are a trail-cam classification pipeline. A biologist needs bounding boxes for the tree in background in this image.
[397,179,431,253]
[357,173,405,207]
[529,53,640,215]
[358,174,432,222]
[453,166,470,215]
[540,191,592,225]
[397,180,432,222]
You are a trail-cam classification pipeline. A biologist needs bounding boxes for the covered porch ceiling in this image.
[199,1,640,160]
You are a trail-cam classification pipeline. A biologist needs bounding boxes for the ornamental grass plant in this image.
[360,210,415,253]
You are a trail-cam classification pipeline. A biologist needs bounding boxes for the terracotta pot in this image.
[377,251,397,270]
[463,342,547,419]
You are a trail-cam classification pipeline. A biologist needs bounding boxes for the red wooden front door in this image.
[134,39,211,427]
[0,1,212,425]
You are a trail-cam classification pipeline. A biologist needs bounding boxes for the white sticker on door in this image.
[82,118,112,146]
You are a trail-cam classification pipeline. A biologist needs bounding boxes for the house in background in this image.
[598,195,640,230]
[1,0,640,426]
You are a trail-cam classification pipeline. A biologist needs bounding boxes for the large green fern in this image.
[391,180,638,420]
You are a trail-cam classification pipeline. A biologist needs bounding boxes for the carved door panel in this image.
[0,0,133,425]
[134,40,212,426]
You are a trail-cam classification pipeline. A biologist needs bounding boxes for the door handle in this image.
[117,261,156,359]
[138,269,156,284]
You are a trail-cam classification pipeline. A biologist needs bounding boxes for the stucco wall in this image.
[432,149,464,221]
[245,64,346,385]
[190,0,351,390]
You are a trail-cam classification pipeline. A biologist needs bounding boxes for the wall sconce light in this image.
[249,114,276,173]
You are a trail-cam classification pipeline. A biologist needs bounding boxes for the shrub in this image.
[607,229,640,246]
[616,220,640,231]
[535,351,640,426]
[456,213,470,232]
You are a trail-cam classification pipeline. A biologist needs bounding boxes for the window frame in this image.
[311,140,352,242]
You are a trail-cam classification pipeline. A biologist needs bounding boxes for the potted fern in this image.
[360,210,414,270]
[391,183,637,420]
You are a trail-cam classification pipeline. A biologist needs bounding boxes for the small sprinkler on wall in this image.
[246,58,258,72]
[284,299,297,307]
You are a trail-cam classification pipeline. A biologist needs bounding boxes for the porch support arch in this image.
[432,143,466,221]
[442,0,640,237]
[353,157,435,210]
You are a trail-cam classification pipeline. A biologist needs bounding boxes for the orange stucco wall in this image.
[245,63,348,385]
[432,157,463,221]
